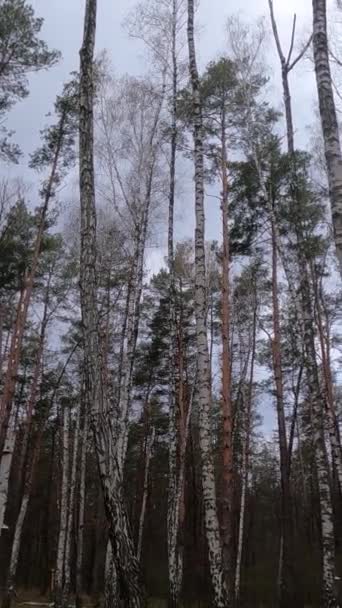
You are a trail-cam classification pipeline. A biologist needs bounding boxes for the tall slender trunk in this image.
[0,302,3,385]
[268,5,339,603]
[312,263,342,492]
[235,301,257,605]
[220,106,234,596]
[55,404,71,608]
[302,280,339,607]
[167,1,180,603]
[78,2,143,605]
[137,426,155,562]
[63,400,82,605]
[76,406,88,608]
[104,542,119,608]
[270,216,294,607]
[312,0,342,272]
[0,407,17,534]
[187,1,227,605]
[117,207,150,472]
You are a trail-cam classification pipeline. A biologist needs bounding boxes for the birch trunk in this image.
[55,404,71,608]
[137,426,155,562]
[235,301,257,604]
[76,408,88,608]
[302,286,339,607]
[312,0,342,273]
[63,400,82,605]
[270,216,295,608]
[2,416,45,608]
[220,105,234,596]
[167,1,180,603]
[79,2,143,604]
[312,264,342,492]
[116,217,148,473]
[187,1,227,604]
[0,408,17,533]
[104,542,119,608]
[0,303,3,386]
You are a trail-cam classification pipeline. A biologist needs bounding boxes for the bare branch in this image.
[286,14,297,66]
[268,0,285,64]
[329,45,342,69]
[288,34,313,72]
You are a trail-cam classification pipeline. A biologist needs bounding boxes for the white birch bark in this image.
[187,1,227,605]
[79,3,144,604]
[55,404,70,608]
[76,409,88,608]
[63,401,82,605]
[0,409,17,534]
[235,302,257,604]
[312,0,342,273]
[2,417,46,608]
[167,2,181,604]
[137,426,155,562]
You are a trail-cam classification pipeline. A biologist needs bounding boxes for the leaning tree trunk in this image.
[78,2,143,606]
[312,0,342,273]
[187,1,227,605]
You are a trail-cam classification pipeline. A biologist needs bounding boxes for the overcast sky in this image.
[4,0,320,250]
[3,0,334,436]
[5,0,317,168]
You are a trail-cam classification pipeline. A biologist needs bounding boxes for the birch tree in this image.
[54,401,71,608]
[312,0,342,274]
[79,2,144,605]
[187,1,227,605]
[233,263,258,604]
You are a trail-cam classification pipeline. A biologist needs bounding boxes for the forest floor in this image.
[7,592,203,608]
[9,596,221,608]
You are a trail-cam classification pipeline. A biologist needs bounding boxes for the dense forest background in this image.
[1,0,342,607]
